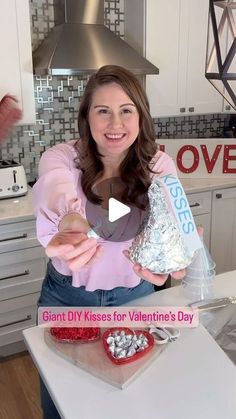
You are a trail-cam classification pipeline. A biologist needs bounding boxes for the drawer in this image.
[0,293,39,347]
[187,191,211,216]
[0,247,46,301]
[0,220,38,253]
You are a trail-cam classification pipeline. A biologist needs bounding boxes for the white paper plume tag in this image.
[160,175,203,255]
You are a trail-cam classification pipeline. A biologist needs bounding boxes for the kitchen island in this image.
[0,187,46,356]
[1,177,236,356]
[23,271,236,419]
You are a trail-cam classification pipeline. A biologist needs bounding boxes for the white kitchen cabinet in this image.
[222,30,236,114]
[144,0,223,117]
[0,293,40,348]
[211,187,236,274]
[0,0,35,124]
[223,101,235,114]
[0,218,46,356]
[187,187,236,275]
[0,247,46,301]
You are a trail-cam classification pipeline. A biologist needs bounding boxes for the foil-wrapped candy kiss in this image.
[102,328,154,364]
[129,178,193,274]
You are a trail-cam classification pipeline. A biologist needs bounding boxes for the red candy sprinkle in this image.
[50,327,100,342]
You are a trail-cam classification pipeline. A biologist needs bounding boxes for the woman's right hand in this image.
[45,231,103,271]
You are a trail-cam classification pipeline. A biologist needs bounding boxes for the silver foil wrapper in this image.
[129,179,193,274]
[107,330,149,359]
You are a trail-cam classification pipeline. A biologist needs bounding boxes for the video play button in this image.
[108,198,131,222]
[85,177,149,242]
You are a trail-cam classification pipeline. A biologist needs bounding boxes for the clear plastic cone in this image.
[182,230,216,301]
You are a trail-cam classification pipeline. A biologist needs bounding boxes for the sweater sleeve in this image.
[151,151,177,177]
[33,143,84,247]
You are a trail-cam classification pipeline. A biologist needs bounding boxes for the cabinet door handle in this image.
[0,314,32,329]
[180,107,186,113]
[216,193,222,199]
[0,233,28,242]
[225,105,231,111]
[189,107,195,112]
[190,203,200,208]
[0,269,30,281]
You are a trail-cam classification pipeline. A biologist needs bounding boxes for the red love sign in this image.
[159,142,236,175]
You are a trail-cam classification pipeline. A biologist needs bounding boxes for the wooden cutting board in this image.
[44,329,166,389]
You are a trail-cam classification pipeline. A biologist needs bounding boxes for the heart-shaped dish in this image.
[103,327,154,365]
[50,327,100,343]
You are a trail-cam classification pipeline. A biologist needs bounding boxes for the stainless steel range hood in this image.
[33,0,159,76]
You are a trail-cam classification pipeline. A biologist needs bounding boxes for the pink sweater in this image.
[33,140,177,291]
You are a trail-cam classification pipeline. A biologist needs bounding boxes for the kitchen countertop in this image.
[23,271,236,419]
[1,178,236,224]
[180,177,236,193]
[0,187,34,224]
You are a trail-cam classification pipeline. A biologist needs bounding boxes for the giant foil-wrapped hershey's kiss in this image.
[129,178,193,274]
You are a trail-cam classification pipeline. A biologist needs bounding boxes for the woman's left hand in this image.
[123,250,186,286]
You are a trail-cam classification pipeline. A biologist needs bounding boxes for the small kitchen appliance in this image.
[0,160,28,199]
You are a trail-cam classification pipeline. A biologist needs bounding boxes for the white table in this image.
[23,271,236,419]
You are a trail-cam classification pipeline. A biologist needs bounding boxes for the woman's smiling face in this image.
[88,82,140,158]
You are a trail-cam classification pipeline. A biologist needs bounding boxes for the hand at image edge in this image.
[123,250,186,286]
[46,231,103,271]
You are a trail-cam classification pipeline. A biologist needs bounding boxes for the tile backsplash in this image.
[154,114,231,140]
[0,0,232,182]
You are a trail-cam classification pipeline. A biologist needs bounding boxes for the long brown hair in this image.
[75,65,158,208]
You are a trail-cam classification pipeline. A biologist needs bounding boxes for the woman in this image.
[33,65,185,418]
